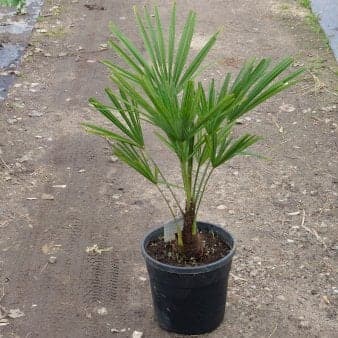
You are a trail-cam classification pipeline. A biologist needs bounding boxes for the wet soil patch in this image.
[0,42,24,99]
[0,0,43,100]
[0,42,24,68]
[146,231,230,267]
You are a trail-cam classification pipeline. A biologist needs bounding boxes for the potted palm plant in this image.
[84,5,302,335]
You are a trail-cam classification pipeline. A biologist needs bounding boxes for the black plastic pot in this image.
[141,221,236,335]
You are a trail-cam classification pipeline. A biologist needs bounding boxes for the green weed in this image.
[0,0,25,13]
[298,0,311,10]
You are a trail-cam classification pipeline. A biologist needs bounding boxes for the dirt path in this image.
[0,0,337,337]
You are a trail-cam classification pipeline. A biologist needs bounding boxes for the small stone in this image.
[322,295,330,304]
[58,52,68,57]
[111,328,119,333]
[99,43,108,50]
[78,169,86,173]
[287,211,300,216]
[52,185,67,188]
[44,53,51,57]
[0,318,9,326]
[298,320,310,329]
[228,210,235,215]
[132,331,143,338]
[277,295,286,301]
[249,270,258,277]
[217,205,226,210]
[286,239,294,244]
[7,118,17,124]
[139,276,147,282]
[28,110,44,117]
[279,104,295,112]
[96,307,108,316]
[48,256,57,264]
[109,155,118,163]
[18,154,31,163]
[332,287,338,295]
[41,193,54,200]
[7,309,25,319]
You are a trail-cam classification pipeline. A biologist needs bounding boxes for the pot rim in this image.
[141,221,236,274]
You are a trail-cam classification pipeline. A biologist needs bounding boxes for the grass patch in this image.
[0,0,25,7]
[296,0,330,48]
[305,13,330,47]
[298,0,311,10]
[0,0,25,14]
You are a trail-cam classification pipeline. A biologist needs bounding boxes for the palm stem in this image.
[196,167,214,213]
[194,162,210,204]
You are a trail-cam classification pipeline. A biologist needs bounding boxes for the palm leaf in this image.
[87,4,303,228]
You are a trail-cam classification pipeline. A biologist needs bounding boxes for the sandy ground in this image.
[0,0,337,337]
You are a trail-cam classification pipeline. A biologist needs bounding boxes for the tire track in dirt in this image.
[80,229,120,337]
[0,134,130,337]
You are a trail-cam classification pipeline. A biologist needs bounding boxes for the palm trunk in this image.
[182,201,202,257]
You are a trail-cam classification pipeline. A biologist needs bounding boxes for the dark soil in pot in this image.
[141,222,236,335]
[146,230,231,266]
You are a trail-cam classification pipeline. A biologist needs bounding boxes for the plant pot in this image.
[141,221,236,335]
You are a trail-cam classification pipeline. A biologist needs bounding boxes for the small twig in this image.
[309,71,326,93]
[230,273,247,282]
[0,283,5,302]
[268,324,278,338]
[301,209,305,227]
[300,210,327,248]
[39,262,48,274]
[0,156,10,171]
